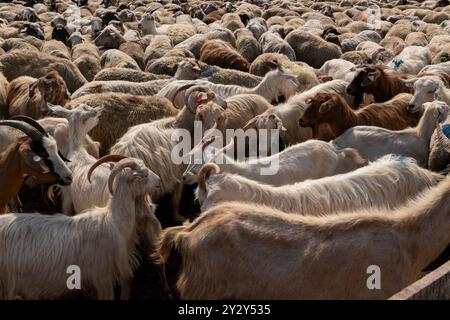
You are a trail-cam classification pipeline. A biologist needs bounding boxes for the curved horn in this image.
[0,120,43,141]
[171,83,196,108]
[108,160,140,195]
[10,116,49,137]
[87,154,128,183]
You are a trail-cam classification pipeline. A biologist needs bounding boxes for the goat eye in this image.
[33,156,41,162]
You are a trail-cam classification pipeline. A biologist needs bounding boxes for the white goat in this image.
[158,67,298,107]
[183,138,367,186]
[407,75,450,112]
[196,155,441,214]
[333,101,450,167]
[0,157,160,299]
[45,103,110,215]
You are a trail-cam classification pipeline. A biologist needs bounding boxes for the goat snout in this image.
[345,86,354,95]
[59,174,73,186]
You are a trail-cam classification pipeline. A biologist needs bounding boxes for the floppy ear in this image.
[319,100,333,113]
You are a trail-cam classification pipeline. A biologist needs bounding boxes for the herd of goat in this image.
[1,0,450,300]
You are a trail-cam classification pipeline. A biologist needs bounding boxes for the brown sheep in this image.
[299,92,419,139]
[0,50,87,93]
[66,93,179,155]
[7,72,70,119]
[380,36,406,55]
[199,39,250,72]
[285,30,342,68]
[346,65,413,106]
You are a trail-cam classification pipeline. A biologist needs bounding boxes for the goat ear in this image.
[362,71,379,86]
[319,101,333,113]
[20,144,50,174]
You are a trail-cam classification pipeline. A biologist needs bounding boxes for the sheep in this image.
[143,35,173,65]
[195,154,441,215]
[7,72,70,119]
[428,122,450,172]
[333,100,450,167]
[387,45,432,74]
[159,67,298,107]
[0,117,73,214]
[249,53,320,92]
[184,137,367,187]
[0,49,87,93]
[234,28,260,63]
[139,12,195,45]
[246,18,267,40]
[0,156,161,299]
[71,60,203,99]
[71,41,101,82]
[407,76,450,112]
[405,31,429,46]
[199,39,250,72]
[110,85,224,224]
[318,59,357,83]
[100,49,140,70]
[259,31,296,61]
[66,92,179,156]
[300,92,419,139]
[159,171,450,299]
[346,65,413,106]
[173,28,237,60]
[93,68,171,82]
[379,35,406,56]
[41,39,71,59]
[341,30,382,52]
[221,13,245,32]
[355,41,394,64]
[199,65,262,88]
[285,30,342,68]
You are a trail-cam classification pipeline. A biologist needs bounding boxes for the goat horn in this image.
[171,83,196,109]
[108,160,140,195]
[10,116,49,137]
[87,154,128,183]
[0,120,43,141]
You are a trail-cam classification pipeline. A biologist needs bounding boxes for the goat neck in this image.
[0,143,28,213]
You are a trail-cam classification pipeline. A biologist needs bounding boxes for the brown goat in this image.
[199,40,250,72]
[346,65,413,106]
[299,92,419,139]
[7,72,70,119]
